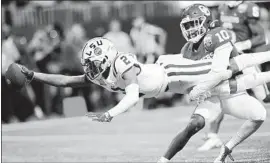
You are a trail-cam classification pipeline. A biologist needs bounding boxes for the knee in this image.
[254,107,267,121]
[186,114,206,135]
[211,112,224,124]
[248,101,267,121]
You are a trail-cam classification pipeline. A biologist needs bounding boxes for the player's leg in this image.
[214,93,266,162]
[190,51,270,98]
[158,113,205,163]
[229,51,270,74]
[157,102,215,163]
[242,66,269,101]
[197,108,224,151]
[212,71,270,96]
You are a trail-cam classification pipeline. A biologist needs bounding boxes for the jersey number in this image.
[215,30,230,42]
[120,56,131,65]
[252,6,259,18]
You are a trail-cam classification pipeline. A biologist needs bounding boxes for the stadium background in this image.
[2,1,270,123]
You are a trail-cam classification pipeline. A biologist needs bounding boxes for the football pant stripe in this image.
[167,69,211,76]
[112,54,121,75]
[164,62,212,69]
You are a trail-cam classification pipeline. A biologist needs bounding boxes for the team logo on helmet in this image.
[94,47,102,56]
[198,5,211,16]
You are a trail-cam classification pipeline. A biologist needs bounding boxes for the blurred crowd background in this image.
[2,1,270,123]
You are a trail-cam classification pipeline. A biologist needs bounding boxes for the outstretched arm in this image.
[107,67,139,117]
[22,65,89,87]
[87,66,139,122]
[33,72,89,87]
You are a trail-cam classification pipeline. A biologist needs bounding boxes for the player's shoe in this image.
[198,134,222,151]
[214,145,234,163]
[157,157,169,163]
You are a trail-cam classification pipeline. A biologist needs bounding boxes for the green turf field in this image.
[2,104,270,162]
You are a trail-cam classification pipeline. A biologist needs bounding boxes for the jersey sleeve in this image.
[204,27,232,52]
[113,53,136,79]
[246,2,260,20]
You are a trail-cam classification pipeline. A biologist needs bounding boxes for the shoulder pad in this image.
[113,53,136,78]
[204,27,232,52]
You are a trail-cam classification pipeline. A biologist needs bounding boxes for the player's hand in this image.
[189,90,212,105]
[85,112,113,122]
[20,65,34,83]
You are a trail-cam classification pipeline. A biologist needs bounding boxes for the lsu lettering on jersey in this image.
[88,52,168,98]
[218,2,260,43]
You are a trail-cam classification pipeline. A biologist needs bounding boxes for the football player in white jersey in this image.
[14,37,270,162]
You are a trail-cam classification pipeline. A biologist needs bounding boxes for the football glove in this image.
[189,90,212,105]
[86,112,113,122]
[20,65,34,83]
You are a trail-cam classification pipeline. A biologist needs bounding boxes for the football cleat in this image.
[214,145,234,163]
[198,135,223,151]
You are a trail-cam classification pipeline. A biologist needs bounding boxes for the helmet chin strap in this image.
[101,61,111,79]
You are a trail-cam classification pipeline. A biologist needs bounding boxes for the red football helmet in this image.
[180,4,213,43]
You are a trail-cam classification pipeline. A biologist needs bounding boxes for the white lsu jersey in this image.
[88,52,233,98]
[89,52,168,98]
[88,53,220,98]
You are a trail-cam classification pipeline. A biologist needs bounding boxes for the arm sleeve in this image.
[108,83,139,117]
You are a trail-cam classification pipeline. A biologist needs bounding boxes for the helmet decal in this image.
[94,47,102,56]
[198,5,210,16]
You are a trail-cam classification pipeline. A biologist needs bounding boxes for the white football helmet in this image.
[81,37,118,80]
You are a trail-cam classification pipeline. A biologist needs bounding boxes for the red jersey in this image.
[182,27,238,61]
[218,2,260,42]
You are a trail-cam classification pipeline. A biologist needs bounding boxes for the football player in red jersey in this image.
[157,4,267,163]
[218,0,270,101]
[198,0,270,152]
